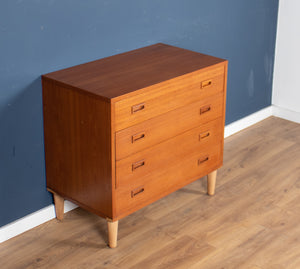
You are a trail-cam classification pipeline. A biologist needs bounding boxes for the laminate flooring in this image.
[1,116,300,269]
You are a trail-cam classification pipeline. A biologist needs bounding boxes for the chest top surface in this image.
[42,43,226,101]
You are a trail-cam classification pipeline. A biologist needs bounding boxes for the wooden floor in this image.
[1,116,300,269]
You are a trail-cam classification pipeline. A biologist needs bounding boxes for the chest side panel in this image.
[42,78,114,218]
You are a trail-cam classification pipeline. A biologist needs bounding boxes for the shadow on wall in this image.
[0,78,52,227]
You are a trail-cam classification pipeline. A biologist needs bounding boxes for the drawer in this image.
[116,92,224,160]
[114,64,225,131]
[116,117,223,188]
[115,143,222,218]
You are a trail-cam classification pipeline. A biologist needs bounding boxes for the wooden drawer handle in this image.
[199,131,210,140]
[131,186,145,198]
[201,79,212,89]
[200,105,211,115]
[132,132,145,143]
[131,103,145,114]
[132,160,145,171]
[198,156,209,165]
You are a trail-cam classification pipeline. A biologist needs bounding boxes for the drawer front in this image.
[116,117,223,188]
[116,92,224,160]
[115,142,222,218]
[114,64,225,131]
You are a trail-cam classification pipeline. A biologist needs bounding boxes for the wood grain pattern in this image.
[1,117,299,268]
[114,64,224,130]
[42,79,113,219]
[42,43,226,101]
[115,92,224,160]
[115,143,222,218]
[116,117,223,188]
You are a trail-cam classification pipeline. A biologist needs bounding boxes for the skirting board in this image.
[0,201,77,243]
[1,104,297,243]
[224,106,273,138]
[272,105,300,124]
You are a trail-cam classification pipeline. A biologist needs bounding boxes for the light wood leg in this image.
[107,219,118,248]
[207,170,217,196]
[53,193,64,220]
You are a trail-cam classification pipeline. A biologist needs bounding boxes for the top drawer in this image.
[114,64,225,131]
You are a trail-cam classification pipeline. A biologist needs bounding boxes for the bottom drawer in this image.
[115,142,222,219]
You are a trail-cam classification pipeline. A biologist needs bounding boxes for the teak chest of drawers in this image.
[42,43,228,248]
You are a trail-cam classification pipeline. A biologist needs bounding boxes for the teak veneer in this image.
[42,43,228,248]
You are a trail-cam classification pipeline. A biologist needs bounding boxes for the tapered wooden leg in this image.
[53,193,64,220]
[207,170,217,196]
[107,219,118,248]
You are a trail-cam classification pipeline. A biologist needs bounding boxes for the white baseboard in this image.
[272,105,300,124]
[224,106,273,138]
[0,201,77,243]
[0,104,298,244]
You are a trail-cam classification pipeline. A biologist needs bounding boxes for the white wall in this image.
[272,0,300,122]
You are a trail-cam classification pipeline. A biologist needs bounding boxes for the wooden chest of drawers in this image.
[42,43,228,248]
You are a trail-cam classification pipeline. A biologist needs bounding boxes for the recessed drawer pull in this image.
[131,186,145,198]
[198,156,209,165]
[132,132,145,143]
[131,103,145,114]
[201,79,212,89]
[200,105,211,115]
[132,160,145,171]
[199,131,210,140]
[131,133,145,143]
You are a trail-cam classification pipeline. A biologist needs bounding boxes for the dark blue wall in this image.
[0,0,278,227]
